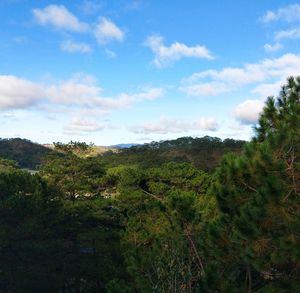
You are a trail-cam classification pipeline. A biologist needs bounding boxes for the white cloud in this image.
[181,82,230,97]
[181,53,300,97]
[264,42,282,52]
[195,118,219,131]
[46,75,102,107]
[261,11,277,23]
[61,40,92,53]
[33,5,89,32]
[63,117,108,134]
[131,117,219,134]
[94,17,124,45]
[0,74,163,112]
[251,80,284,98]
[234,100,264,125]
[261,4,300,23]
[0,75,45,109]
[47,75,163,110]
[275,28,300,40]
[95,87,163,110]
[145,35,213,67]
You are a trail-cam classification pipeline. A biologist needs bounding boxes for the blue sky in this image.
[1,0,300,145]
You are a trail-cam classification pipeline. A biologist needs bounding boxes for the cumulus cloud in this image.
[181,53,300,97]
[33,5,89,32]
[63,117,109,134]
[0,75,45,109]
[234,100,265,125]
[264,42,282,52]
[47,75,163,110]
[0,74,163,112]
[94,17,124,45]
[60,40,92,53]
[261,4,300,23]
[46,75,102,107]
[145,35,213,67]
[131,117,219,134]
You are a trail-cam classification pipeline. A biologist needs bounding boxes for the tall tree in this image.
[204,77,300,292]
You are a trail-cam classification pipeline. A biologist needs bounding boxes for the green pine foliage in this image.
[205,76,300,292]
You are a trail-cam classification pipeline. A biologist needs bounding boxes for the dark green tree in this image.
[204,77,300,292]
[41,154,104,202]
[114,163,215,292]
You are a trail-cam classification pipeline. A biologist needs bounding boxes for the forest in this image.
[0,77,299,292]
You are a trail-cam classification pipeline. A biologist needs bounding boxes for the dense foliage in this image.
[0,77,299,292]
[100,136,245,172]
[0,138,55,169]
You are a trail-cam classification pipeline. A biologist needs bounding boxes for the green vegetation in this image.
[0,77,299,292]
[0,138,56,169]
[100,136,245,172]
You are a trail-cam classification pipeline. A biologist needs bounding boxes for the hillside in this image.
[0,138,56,169]
[100,136,246,172]
[0,136,245,172]
[43,143,118,157]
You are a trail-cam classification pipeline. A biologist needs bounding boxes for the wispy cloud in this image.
[145,35,213,67]
[130,117,219,134]
[264,42,282,52]
[60,40,92,53]
[275,28,300,40]
[80,0,103,15]
[33,5,89,32]
[125,0,144,11]
[181,82,231,97]
[181,53,300,97]
[94,17,125,45]
[261,4,300,23]
[105,49,116,58]
[63,117,111,134]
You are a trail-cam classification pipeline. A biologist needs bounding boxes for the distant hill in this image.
[0,138,56,169]
[0,136,246,172]
[100,136,246,172]
[109,143,140,149]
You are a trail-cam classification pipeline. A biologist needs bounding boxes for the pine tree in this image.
[204,77,300,292]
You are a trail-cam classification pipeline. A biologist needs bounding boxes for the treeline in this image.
[0,136,245,172]
[0,77,299,292]
[100,136,245,171]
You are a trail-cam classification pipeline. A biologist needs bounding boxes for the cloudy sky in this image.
[1,0,300,145]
